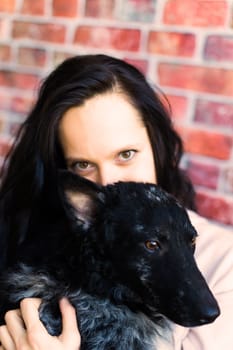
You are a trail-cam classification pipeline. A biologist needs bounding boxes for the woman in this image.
[0,54,232,350]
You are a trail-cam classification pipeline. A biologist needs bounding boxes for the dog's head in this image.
[59,170,220,327]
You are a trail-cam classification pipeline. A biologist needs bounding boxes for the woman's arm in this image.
[0,298,81,350]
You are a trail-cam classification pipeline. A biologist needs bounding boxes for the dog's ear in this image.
[65,190,97,228]
[58,170,105,229]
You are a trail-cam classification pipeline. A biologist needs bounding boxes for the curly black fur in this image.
[0,171,220,350]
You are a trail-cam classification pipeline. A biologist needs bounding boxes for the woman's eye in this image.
[77,161,90,169]
[145,240,160,251]
[69,161,92,172]
[119,150,136,161]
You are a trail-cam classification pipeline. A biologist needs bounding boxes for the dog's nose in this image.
[198,303,220,325]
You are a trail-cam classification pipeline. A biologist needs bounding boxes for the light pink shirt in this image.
[173,210,233,350]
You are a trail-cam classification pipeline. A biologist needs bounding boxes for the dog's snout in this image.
[197,302,220,325]
[181,290,221,327]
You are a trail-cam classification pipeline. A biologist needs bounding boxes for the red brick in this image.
[166,95,188,122]
[0,70,39,90]
[10,96,34,114]
[186,160,220,189]
[85,0,115,19]
[0,45,11,62]
[194,100,233,127]
[21,0,45,15]
[74,26,141,51]
[163,0,228,27]
[148,32,195,57]
[18,47,47,67]
[0,0,16,12]
[117,0,156,22]
[196,191,233,226]
[53,0,78,17]
[124,58,148,75]
[158,63,233,97]
[178,126,232,160]
[0,93,34,113]
[204,35,233,61]
[12,21,66,44]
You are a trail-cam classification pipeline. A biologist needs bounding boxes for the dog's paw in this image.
[39,300,62,336]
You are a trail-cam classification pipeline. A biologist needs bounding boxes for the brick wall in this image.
[0,0,232,226]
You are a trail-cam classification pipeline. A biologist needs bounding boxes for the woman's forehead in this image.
[58,93,147,157]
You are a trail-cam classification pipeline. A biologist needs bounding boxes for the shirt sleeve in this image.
[173,211,233,350]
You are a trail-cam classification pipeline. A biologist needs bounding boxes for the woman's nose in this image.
[97,166,124,186]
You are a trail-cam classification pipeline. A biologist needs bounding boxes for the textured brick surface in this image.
[53,0,78,17]
[10,96,34,114]
[74,27,141,51]
[21,0,45,15]
[196,191,233,226]
[194,100,233,127]
[148,32,195,57]
[186,160,220,189]
[204,35,233,62]
[179,127,232,160]
[117,0,156,22]
[124,58,148,75]
[0,0,16,12]
[166,95,188,122]
[164,0,228,26]
[158,63,233,96]
[85,0,115,19]
[0,45,11,61]
[0,0,232,226]
[18,47,47,67]
[12,21,66,43]
[0,71,39,90]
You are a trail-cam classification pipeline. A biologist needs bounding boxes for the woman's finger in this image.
[4,309,27,349]
[19,298,46,333]
[1,298,81,350]
[19,298,61,349]
[0,322,18,350]
[19,298,52,348]
[0,324,16,350]
[59,298,81,347]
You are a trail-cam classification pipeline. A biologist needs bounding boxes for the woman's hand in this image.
[0,298,81,350]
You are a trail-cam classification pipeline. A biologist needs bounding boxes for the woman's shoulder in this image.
[187,210,233,290]
[188,210,233,235]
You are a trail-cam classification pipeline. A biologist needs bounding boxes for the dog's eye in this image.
[145,240,160,251]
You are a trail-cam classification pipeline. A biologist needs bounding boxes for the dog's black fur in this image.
[0,171,220,349]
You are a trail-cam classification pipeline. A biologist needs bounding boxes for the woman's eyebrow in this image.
[65,143,143,164]
[65,156,90,164]
[115,143,142,152]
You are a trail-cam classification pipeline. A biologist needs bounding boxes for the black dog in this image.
[0,170,220,349]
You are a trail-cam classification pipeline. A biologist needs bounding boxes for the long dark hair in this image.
[0,54,195,268]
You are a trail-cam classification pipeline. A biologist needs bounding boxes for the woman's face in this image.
[59,92,157,186]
